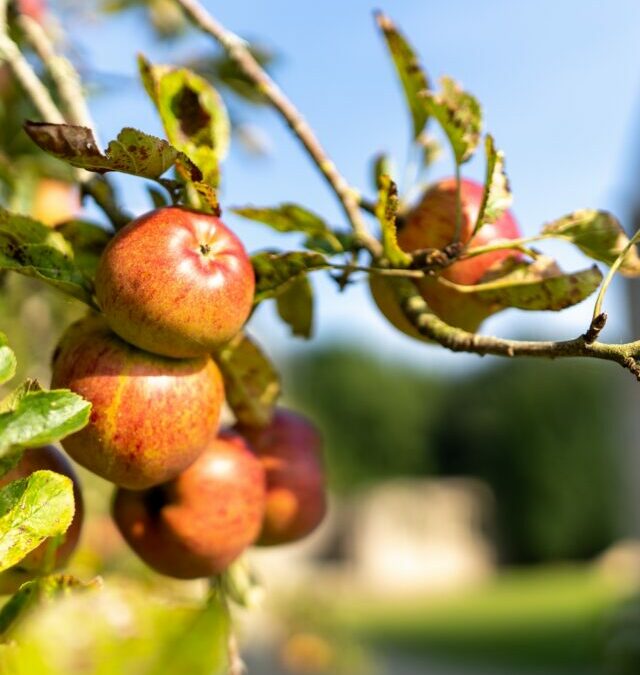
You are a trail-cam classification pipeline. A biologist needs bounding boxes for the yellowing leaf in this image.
[542,210,640,276]
[421,77,482,165]
[440,256,602,311]
[376,174,411,268]
[375,11,430,138]
[215,333,280,427]
[0,471,75,573]
[473,135,512,236]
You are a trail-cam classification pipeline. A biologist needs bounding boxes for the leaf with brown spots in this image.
[215,332,280,427]
[420,76,482,165]
[139,56,230,187]
[0,209,94,305]
[473,134,512,236]
[439,255,603,311]
[24,123,201,181]
[375,11,430,138]
[251,250,328,303]
[542,210,640,276]
[376,174,411,268]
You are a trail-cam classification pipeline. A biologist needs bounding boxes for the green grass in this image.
[296,566,636,671]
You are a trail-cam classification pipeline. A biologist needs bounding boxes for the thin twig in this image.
[17,13,96,133]
[173,0,383,258]
[593,227,640,319]
[0,0,63,123]
[392,277,640,380]
[330,262,424,278]
[357,195,378,216]
[4,4,128,229]
[461,234,552,259]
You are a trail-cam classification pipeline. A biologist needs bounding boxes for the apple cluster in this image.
[2,206,327,588]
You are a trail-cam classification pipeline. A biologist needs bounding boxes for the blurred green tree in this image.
[433,359,621,563]
[284,346,442,491]
[286,346,620,563]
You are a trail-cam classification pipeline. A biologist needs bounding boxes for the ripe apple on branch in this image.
[2,0,640,672]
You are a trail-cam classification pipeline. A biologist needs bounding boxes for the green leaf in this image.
[147,595,229,675]
[0,574,100,636]
[0,379,41,416]
[251,250,328,303]
[275,275,314,339]
[376,174,412,267]
[54,220,112,276]
[0,388,91,458]
[0,381,42,476]
[215,332,280,428]
[24,122,202,182]
[0,208,95,305]
[0,470,75,573]
[421,76,482,165]
[375,11,430,138]
[139,56,231,187]
[542,210,640,276]
[473,135,512,236]
[0,333,16,387]
[233,203,342,253]
[440,256,603,311]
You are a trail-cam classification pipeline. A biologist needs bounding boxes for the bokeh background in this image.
[3,1,640,673]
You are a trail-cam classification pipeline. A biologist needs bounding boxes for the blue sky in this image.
[68,1,640,371]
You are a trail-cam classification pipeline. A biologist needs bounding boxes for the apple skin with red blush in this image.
[95,207,255,359]
[112,432,266,579]
[236,409,327,546]
[51,315,224,490]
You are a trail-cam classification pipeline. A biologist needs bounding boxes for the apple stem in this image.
[172,0,383,260]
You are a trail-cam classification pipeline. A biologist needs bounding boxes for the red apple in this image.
[236,409,326,546]
[112,432,266,579]
[370,177,522,335]
[51,315,224,490]
[0,445,83,594]
[95,207,255,359]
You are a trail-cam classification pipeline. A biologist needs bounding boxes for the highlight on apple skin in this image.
[370,177,522,337]
[95,206,255,359]
[51,315,224,490]
[112,432,266,579]
[0,445,84,595]
[236,408,327,546]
